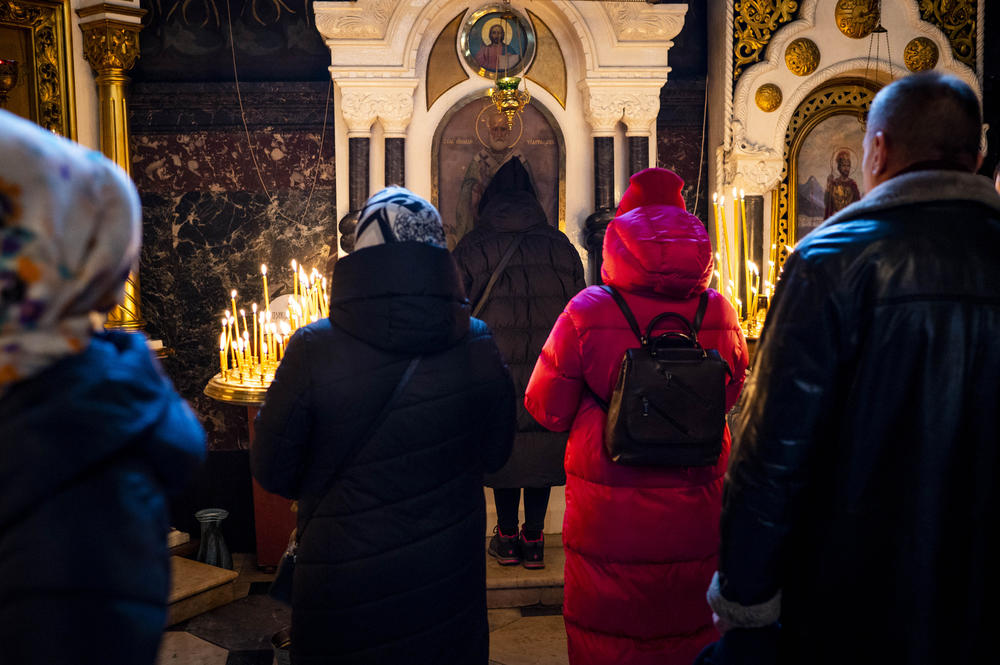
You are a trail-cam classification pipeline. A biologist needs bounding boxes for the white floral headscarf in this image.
[0,110,141,394]
[354,186,446,251]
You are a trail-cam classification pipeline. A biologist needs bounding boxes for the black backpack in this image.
[591,286,731,467]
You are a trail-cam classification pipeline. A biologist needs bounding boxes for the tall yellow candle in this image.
[738,189,751,319]
[291,259,299,298]
[240,309,249,342]
[251,303,258,361]
[230,290,238,325]
[719,195,735,309]
[261,264,270,314]
[219,333,227,376]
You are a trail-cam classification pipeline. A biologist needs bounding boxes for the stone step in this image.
[485,538,564,609]
[167,556,240,626]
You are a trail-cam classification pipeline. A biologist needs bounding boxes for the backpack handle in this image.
[603,286,711,347]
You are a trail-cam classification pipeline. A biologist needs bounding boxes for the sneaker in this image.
[488,526,520,566]
[519,529,545,569]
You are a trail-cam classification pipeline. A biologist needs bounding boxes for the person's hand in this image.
[713,612,733,635]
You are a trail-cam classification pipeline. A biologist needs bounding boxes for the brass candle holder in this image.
[0,59,19,107]
[204,259,329,406]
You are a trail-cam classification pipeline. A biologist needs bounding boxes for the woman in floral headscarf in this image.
[0,110,205,665]
[252,186,516,665]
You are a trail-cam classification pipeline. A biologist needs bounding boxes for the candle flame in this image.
[732,187,737,199]
[231,289,237,298]
[240,309,245,316]
[291,259,297,270]
[252,303,257,313]
[740,188,745,199]
[713,192,718,203]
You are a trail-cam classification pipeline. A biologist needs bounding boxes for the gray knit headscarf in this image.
[353,186,446,251]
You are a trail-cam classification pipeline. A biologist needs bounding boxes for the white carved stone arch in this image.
[727,0,982,195]
[316,0,688,252]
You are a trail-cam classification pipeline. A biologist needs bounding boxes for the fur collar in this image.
[824,169,1000,227]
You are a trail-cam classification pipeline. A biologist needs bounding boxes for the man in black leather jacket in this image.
[704,72,1000,664]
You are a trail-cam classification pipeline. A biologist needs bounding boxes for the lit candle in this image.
[240,309,249,344]
[739,189,751,321]
[219,333,227,377]
[230,290,238,325]
[243,331,251,368]
[261,264,270,314]
[712,193,722,289]
[291,259,299,298]
[277,334,284,362]
[720,195,736,310]
[251,303,258,361]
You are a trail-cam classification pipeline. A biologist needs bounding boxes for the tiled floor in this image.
[157,549,568,665]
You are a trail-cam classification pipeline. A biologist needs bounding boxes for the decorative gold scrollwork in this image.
[918,0,976,69]
[733,0,800,80]
[0,0,73,137]
[79,21,142,73]
[903,37,939,72]
[755,83,783,112]
[785,38,820,76]
[834,0,878,39]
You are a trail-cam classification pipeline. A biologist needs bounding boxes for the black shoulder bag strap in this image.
[472,233,525,318]
[295,356,421,543]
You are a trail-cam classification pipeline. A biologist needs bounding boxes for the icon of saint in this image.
[824,149,862,218]
[474,22,520,73]
[451,109,533,249]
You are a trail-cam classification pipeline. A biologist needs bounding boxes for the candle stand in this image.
[204,376,295,570]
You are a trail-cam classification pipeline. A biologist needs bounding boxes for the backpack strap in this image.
[472,233,525,318]
[691,291,710,334]
[602,285,645,345]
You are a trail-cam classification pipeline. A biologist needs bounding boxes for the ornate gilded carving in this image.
[784,38,820,76]
[733,0,800,80]
[919,0,976,69]
[774,79,878,269]
[834,0,879,39]
[78,20,142,73]
[755,83,783,112]
[0,0,73,137]
[904,37,939,72]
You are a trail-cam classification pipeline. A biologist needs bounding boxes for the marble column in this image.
[623,89,659,178]
[582,86,624,285]
[77,5,146,332]
[627,137,648,177]
[338,137,370,254]
[336,84,416,253]
[384,138,405,187]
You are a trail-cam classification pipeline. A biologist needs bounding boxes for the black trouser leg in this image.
[493,488,521,535]
[522,487,551,538]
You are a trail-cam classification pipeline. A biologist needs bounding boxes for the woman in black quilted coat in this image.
[251,187,516,665]
[453,158,586,569]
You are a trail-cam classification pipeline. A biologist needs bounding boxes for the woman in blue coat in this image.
[0,110,206,665]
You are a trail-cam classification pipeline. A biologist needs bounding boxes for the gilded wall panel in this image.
[733,0,800,80]
[918,0,976,69]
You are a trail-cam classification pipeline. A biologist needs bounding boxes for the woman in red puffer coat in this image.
[525,168,749,665]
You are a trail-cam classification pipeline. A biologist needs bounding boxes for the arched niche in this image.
[431,93,565,249]
[772,77,879,268]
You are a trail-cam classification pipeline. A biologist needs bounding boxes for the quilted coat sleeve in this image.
[708,252,844,626]
[524,304,584,432]
[251,328,314,499]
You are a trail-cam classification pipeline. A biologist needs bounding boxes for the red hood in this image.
[600,204,714,299]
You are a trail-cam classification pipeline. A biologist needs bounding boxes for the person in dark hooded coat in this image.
[251,186,516,665]
[453,157,586,569]
[0,110,206,665]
